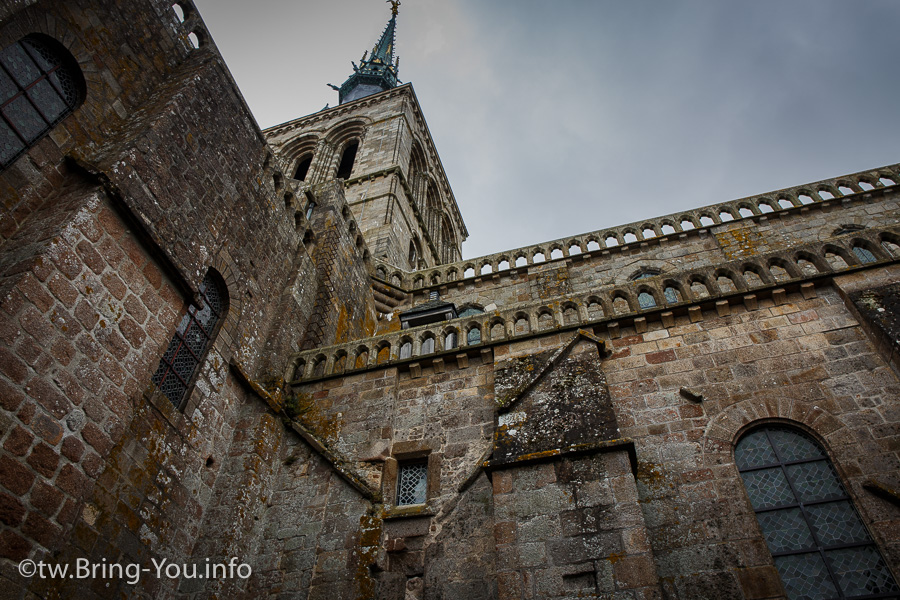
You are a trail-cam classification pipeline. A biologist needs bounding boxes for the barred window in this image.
[396,462,427,506]
[151,272,227,409]
[0,35,85,169]
[735,426,898,599]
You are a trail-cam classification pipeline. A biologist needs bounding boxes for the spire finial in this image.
[334,3,401,104]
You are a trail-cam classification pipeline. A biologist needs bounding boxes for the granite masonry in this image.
[0,1,898,599]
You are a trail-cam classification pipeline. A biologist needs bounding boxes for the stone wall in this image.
[0,1,375,597]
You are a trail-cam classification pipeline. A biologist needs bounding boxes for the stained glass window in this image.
[735,426,898,599]
[0,35,84,169]
[397,462,427,505]
[151,272,227,409]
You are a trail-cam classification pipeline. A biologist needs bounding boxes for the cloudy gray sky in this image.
[193,0,900,260]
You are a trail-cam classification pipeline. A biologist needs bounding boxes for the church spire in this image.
[333,1,401,105]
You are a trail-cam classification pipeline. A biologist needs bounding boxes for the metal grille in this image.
[1,36,81,168]
[151,273,225,408]
[396,462,427,506]
[736,426,899,599]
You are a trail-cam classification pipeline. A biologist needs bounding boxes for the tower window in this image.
[396,462,427,505]
[336,140,359,179]
[735,426,898,599]
[151,271,227,409]
[293,154,312,181]
[0,35,85,169]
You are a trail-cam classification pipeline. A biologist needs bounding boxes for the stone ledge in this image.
[483,438,637,476]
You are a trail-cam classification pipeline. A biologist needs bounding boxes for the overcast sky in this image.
[192,0,900,260]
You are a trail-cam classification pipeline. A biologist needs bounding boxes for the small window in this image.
[638,291,656,309]
[409,240,418,270]
[834,225,865,236]
[305,199,316,220]
[631,270,660,281]
[735,426,898,600]
[664,287,679,304]
[151,271,227,409]
[444,331,457,350]
[293,154,312,181]
[852,246,877,264]
[0,35,85,169]
[397,462,428,506]
[421,337,435,354]
[458,305,484,318]
[399,341,412,359]
[336,140,358,179]
[467,327,481,345]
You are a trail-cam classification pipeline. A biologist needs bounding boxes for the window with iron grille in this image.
[0,35,84,169]
[396,462,427,506]
[151,272,227,409]
[735,426,898,599]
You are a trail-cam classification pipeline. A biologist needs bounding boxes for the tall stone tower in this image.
[265,4,467,274]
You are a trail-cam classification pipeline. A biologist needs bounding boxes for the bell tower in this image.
[264,1,468,273]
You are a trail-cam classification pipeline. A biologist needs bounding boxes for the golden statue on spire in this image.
[388,0,400,16]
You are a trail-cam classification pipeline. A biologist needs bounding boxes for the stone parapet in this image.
[292,225,900,382]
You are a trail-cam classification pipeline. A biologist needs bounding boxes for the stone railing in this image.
[372,163,900,291]
[289,226,900,383]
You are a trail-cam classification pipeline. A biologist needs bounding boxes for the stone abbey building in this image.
[0,1,898,599]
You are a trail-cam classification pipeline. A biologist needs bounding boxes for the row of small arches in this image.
[298,232,898,380]
[388,169,898,288]
[172,4,207,49]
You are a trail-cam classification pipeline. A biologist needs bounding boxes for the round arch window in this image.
[735,426,898,599]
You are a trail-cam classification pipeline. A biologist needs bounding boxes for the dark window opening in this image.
[294,154,312,181]
[0,35,85,170]
[834,225,865,236]
[151,272,227,409]
[735,426,898,599]
[336,141,359,179]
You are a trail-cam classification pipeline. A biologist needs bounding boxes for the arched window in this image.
[336,140,359,179]
[467,326,481,345]
[0,35,85,169]
[735,426,898,599]
[420,336,435,355]
[151,271,228,409]
[399,341,412,359]
[409,240,418,270]
[458,305,484,319]
[293,154,312,181]
[444,331,457,350]
[852,245,877,264]
[637,291,656,309]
